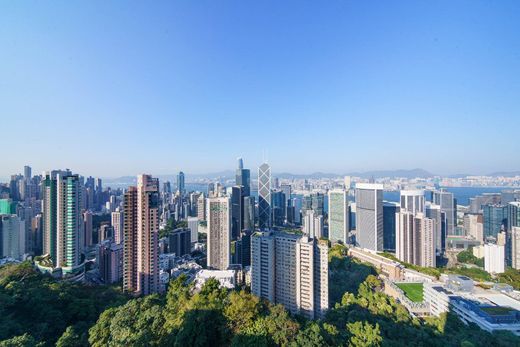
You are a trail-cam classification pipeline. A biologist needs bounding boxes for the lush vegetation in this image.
[2,247,520,346]
[456,248,484,268]
[496,268,520,290]
[395,282,423,302]
[0,262,128,346]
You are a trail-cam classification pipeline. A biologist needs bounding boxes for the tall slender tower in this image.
[123,175,160,295]
[258,163,271,230]
[328,189,349,243]
[207,196,231,270]
[177,171,185,196]
[42,170,83,271]
[355,183,384,251]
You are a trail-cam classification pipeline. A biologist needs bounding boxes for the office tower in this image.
[271,190,286,227]
[243,196,255,230]
[251,232,275,302]
[396,211,435,267]
[32,214,43,256]
[98,240,123,284]
[24,165,31,180]
[239,229,252,267]
[111,208,123,244]
[16,205,33,255]
[426,203,445,254]
[236,158,251,197]
[303,210,324,239]
[296,237,329,319]
[207,196,231,270]
[383,202,399,252]
[177,171,185,195]
[258,163,271,230]
[231,186,244,240]
[508,202,520,231]
[469,193,501,214]
[400,189,425,214]
[163,181,171,194]
[484,243,505,274]
[433,190,456,236]
[197,194,206,221]
[328,189,349,244]
[355,183,384,251]
[251,231,328,319]
[187,216,198,244]
[168,228,191,256]
[84,211,93,248]
[512,227,520,270]
[42,171,84,272]
[0,214,25,260]
[292,197,302,224]
[123,175,160,295]
[311,193,324,217]
[0,199,17,215]
[483,204,508,239]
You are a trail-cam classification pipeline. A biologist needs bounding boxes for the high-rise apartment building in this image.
[207,196,231,270]
[426,203,446,255]
[512,227,520,270]
[258,163,271,230]
[111,207,123,244]
[42,170,84,274]
[302,210,324,239]
[0,214,25,260]
[123,175,160,295]
[251,231,329,319]
[328,189,349,244]
[83,210,93,248]
[484,243,505,274]
[98,240,123,284]
[355,183,383,251]
[197,194,206,221]
[396,211,435,267]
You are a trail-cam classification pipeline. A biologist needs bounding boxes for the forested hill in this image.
[1,249,519,346]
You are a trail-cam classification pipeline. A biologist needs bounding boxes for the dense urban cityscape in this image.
[1,161,520,345]
[2,1,520,346]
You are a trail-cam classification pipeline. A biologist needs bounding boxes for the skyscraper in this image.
[383,201,399,252]
[426,203,445,255]
[355,183,384,251]
[400,189,425,214]
[207,196,231,270]
[177,171,185,195]
[231,186,244,240]
[483,204,508,239]
[302,210,324,239]
[235,158,251,197]
[328,189,349,244]
[433,190,456,236]
[512,227,520,270]
[0,214,25,260]
[251,231,329,319]
[23,165,31,180]
[41,170,84,273]
[258,163,271,230]
[123,175,160,295]
[396,211,436,267]
[111,208,123,244]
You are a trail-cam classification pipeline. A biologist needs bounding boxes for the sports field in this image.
[396,282,424,302]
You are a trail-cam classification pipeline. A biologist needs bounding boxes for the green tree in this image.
[346,321,382,347]
[224,291,261,333]
[0,334,37,347]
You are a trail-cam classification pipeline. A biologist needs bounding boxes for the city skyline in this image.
[2,1,520,177]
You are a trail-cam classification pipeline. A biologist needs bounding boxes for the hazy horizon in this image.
[1,1,519,177]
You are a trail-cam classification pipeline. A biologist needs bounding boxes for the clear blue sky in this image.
[1,1,519,178]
